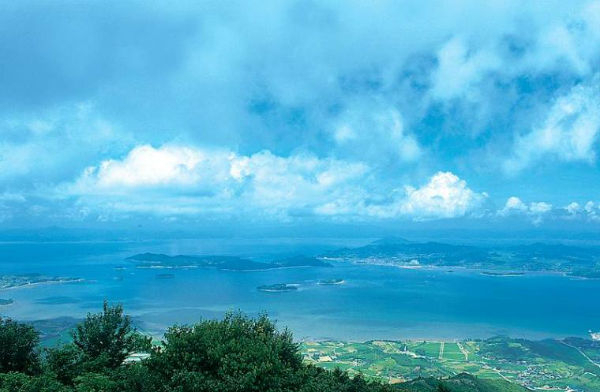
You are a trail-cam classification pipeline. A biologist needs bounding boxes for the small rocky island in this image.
[257,284,299,292]
[317,278,345,285]
[0,299,13,306]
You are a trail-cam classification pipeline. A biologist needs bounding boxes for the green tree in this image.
[74,372,117,392]
[437,383,451,392]
[0,372,69,392]
[72,301,150,370]
[45,344,82,386]
[149,312,303,392]
[0,318,40,374]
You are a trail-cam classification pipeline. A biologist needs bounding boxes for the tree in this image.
[149,312,303,392]
[72,301,149,369]
[45,344,83,385]
[0,372,69,392]
[0,318,40,374]
[74,372,117,392]
[437,384,451,392]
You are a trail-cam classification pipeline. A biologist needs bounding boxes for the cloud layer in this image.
[1,1,600,229]
[64,145,486,222]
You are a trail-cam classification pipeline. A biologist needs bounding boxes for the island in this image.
[127,253,331,271]
[0,298,13,306]
[323,237,600,278]
[257,283,299,292]
[0,273,83,290]
[317,278,344,285]
[481,271,525,277]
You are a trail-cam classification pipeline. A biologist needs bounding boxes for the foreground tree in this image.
[149,312,303,392]
[0,318,40,374]
[0,372,69,392]
[0,304,392,391]
[148,312,390,392]
[71,301,150,370]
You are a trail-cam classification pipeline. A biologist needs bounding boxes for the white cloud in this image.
[565,201,581,215]
[498,196,553,224]
[78,145,232,189]
[0,102,133,186]
[431,37,500,101]
[398,171,487,219]
[333,125,357,143]
[499,197,552,216]
[529,201,552,214]
[330,106,422,164]
[504,76,600,173]
[585,200,595,213]
[357,171,487,220]
[563,201,600,221]
[65,145,489,222]
[502,196,528,213]
[68,144,370,218]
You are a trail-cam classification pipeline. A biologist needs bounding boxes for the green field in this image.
[301,336,600,391]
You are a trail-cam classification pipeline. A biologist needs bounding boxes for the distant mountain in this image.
[394,373,529,392]
[323,238,600,277]
[323,239,491,265]
[127,253,330,271]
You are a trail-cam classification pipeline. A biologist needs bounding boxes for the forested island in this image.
[127,253,330,271]
[324,238,600,278]
[127,237,600,278]
[0,274,83,290]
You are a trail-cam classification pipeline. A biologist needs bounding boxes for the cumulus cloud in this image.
[76,145,232,189]
[498,196,554,224]
[565,202,581,215]
[63,144,488,222]
[398,172,487,219]
[499,197,552,216]
[563,200,600,221]
[68,144,370,219]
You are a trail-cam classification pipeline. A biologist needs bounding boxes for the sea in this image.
[1,238,599,341]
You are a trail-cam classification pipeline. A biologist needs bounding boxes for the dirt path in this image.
[457,342,469,361]
[561,341,600,370]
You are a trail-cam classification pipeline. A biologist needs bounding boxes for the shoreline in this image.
[329,259,597,279]
[0,278,85,291]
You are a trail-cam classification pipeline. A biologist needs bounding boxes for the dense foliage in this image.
[0,304,526,391]
[0,318,40,374]
[0,304,392,392]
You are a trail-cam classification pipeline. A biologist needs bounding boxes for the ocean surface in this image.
[1,239,599,341]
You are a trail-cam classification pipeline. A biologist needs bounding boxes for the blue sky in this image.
[1,0,600,233]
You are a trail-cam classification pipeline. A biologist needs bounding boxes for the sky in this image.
[1,0,600,236]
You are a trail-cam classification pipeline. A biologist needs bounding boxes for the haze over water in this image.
[2,239,598,341]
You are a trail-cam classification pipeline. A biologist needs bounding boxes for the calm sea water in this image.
[0,239,599,341]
